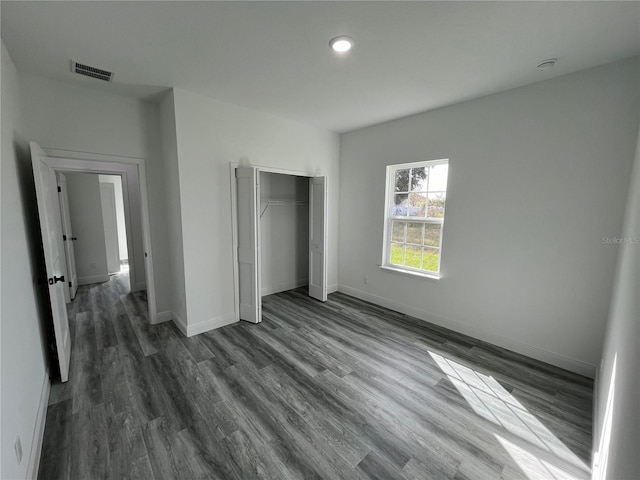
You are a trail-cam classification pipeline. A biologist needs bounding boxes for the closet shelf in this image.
[260,199,308,218]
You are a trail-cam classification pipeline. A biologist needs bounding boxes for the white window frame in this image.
[381,159,449,279]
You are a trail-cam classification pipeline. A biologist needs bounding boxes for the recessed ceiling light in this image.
[536,58,558,71]
[329,35,354,54]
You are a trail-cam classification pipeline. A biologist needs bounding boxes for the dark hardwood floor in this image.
[39,271,593,479]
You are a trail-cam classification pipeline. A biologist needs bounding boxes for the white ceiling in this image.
[2,1,639,133]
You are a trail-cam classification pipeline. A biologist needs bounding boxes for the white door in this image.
[236,166,261,323]
[309,176,328,302]
[56,175,70,305]
[100,182,120,274]
[57,173,78,300]
[31,142,71,382]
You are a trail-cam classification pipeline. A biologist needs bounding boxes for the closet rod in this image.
[260,200,307,218]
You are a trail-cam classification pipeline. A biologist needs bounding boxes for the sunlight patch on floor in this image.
[428,351,590,479]
[496,435,583,480]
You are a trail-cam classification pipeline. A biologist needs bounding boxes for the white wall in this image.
[338,57,640,376]
[1,42,50,480]
[158,91,187,323]
[592,126,640,479]
[260,172,310,296]
[19,73,171,312]
[99,181,120,274]
[66,173,109,283]
[172,88,340,332]
[99,175,128,262]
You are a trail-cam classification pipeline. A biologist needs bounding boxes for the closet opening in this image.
[231,164,327,324]
[260,172,310,297]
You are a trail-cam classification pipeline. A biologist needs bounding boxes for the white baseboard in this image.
[337,284,597,378]
[154,311,173,324]
[261,279,308,296]
[328,283,338,294]
[77,274,110,285]
[133,281,146,292]
[172,312,237,337]
[26,371,50,479]
[172,312,188,336]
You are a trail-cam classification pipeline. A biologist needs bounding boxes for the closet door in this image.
[309,176,328,302]
[236,166,262,323]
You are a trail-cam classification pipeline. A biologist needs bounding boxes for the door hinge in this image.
[63,234,67,241]
[57,186,62,192]
[69,281,72,288]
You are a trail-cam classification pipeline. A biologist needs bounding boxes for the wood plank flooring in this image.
[39,272,593,479]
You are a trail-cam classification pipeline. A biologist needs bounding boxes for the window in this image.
[382,159,449,278]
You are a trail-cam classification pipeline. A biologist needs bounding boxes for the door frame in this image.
[41,148,158,323]
[229,163,322,322]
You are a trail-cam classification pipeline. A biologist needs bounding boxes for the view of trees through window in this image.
[386,162,448,274]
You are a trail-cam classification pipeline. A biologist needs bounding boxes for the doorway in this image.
[30,143,157,382]
[259,171,309,296]
[57,172,133,302]
[230,164,328,324]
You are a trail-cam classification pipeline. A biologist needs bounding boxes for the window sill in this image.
[379,265,441,281]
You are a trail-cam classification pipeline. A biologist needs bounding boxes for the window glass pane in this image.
[386,160,448,276]
[392,194,408,216]
[392,221,405,243]
[427,192,446,218]
[394,169,410,193]
[424,224,441,247]
[390,243,404,266]
[429,163,449,191]
[405,245,422,269]
[410,167,428,192]
[406,223,423,245]
[408,192,426,217]
[422,247,440,272]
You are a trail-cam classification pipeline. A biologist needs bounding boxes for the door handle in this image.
[48,275,65,285]
[71,237,77,241]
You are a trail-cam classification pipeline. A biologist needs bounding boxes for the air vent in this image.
[71,60,113,82]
